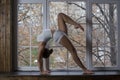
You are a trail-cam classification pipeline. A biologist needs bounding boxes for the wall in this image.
[0,0,12,72]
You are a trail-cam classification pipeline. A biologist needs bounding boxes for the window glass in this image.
[17,0,119,70]
[18,4,43,67]
[49,1,86,70]
[92,4,118,67]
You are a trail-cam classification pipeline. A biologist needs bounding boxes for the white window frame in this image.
[87,0,120,70]
[17,0,120,71]
[17,0,46,71]
[47,0,87,71]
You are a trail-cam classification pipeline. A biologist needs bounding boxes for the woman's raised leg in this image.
[58,13,84,34]
[59,36,93,74]
[57,13,93,74]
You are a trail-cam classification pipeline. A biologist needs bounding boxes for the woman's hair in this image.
[42,48,53,58]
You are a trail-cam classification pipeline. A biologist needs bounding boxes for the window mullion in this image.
[117,3,120,69]
[43,0,47,29]
[86,0,92,69]
[92,0,119,3]
[42,0,49,70]
[48,0,87,2]
[18,0,44,3]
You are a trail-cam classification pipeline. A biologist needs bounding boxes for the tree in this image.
[17,2,117,68]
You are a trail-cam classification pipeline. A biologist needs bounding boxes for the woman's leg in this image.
[58,13,68,34]
[57,13,93,73]
[58,13,84,34]
[59,35,93,74]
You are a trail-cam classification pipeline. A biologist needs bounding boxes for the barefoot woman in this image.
[37,13,93,74]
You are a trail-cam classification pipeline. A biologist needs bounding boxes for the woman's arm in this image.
[38,42,46,72]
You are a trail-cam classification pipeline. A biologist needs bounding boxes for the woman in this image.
[37,13,93,74]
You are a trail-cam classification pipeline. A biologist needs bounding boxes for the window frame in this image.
[17,0,46,71]
[87,0,120,70]
[15,0,120,71]
[47,0,87,71]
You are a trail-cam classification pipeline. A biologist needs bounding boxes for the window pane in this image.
[49,1,86,70]
[50,47,67,70]
[31,47,38,66]
[18,47,30,66]
[18,4,43,67]
[92,4,118,67]
[49,2,86,46]
[68,47,86,70]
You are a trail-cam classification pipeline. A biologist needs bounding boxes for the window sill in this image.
[0,70,120,77]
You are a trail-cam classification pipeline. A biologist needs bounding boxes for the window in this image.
[49,1,86,70]
[90,1,120,70]
[17,0,120,71]
[17,0,45,70]
[92,4,118,67]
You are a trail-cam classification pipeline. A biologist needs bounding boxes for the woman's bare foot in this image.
[83,69,94,74]
[41,70,50,75]
[75,23,84,31]
[45,70,51,73]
